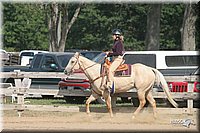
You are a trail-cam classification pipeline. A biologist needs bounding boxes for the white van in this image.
[123,51,199,76]
[19,50,48,66]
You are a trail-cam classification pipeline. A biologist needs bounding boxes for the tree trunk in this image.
[48,3,81,52]
[145,4,161,51]
[181,4,197,51]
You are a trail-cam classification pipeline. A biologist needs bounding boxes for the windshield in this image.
[57,54,74,68]
[80,51,101,60]
[92,52,106,64]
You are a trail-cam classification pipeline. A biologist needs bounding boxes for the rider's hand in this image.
[105,51,109,56]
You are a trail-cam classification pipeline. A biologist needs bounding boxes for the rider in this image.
[105,29,125,91]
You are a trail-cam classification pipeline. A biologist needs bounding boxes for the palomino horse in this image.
[64,52,178,119]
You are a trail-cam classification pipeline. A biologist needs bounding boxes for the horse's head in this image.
[64,52,80,75]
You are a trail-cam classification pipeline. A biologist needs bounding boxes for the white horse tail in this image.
[152,68,178,108]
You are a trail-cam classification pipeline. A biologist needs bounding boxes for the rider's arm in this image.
[110,41,124,56]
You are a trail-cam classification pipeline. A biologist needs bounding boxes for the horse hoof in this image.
[86,112,91,116]
[87,113,92,117]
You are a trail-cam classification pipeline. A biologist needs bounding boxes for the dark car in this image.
[2,52,75,90]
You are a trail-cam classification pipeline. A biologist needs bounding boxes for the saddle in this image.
[102,59,132,76]
[104,59,128,72]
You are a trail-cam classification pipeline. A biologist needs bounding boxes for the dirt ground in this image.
[2,106,199,132]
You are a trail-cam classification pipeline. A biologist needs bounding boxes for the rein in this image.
[73,55,105,85]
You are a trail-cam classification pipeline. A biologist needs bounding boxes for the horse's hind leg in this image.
[132,91,146,119]
[146,90,157,119]
[86,94,99,115]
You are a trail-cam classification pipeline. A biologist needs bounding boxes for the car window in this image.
[165,55,199,67]
[31,54,43,68]
[42,56,57,69]
[124,54,156,68]
[57,54,74,68]
[20,52,34,57]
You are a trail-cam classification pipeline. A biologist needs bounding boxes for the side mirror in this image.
[50,63,58,70]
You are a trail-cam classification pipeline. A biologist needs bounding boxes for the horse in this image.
[64,52,178,119]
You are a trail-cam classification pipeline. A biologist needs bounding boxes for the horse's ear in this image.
[74,52,80,57]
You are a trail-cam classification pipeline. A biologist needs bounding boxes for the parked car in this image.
[58,51,199,104]
[167,67,200,107]
[2,52,75,98]
[19,50,49,66]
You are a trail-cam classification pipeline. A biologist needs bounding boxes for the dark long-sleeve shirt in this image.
[107,40,125,57]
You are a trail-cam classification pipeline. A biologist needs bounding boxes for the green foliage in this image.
[3,3,49,52]
[160,4,185,50]
[2,3,200,51]
[67,4,148,51]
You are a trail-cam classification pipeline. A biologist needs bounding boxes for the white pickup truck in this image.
[19,50,48,66]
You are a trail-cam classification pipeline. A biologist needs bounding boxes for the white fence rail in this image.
[0,71,199,114]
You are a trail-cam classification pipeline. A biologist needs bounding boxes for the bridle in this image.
[69,55,97,72]
[68,55,103,85]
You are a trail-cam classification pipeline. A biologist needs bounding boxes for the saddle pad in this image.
[101,63,132,77]
[116,64,132,77]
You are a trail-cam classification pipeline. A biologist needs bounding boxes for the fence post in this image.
[13,70,31,117]
[187,81,194,113]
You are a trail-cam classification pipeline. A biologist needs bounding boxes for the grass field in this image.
[5,96,134,107]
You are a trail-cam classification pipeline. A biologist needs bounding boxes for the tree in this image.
[181,4,198,51]
[48,2,82,52]
[3,3,199,51]
[160,4,185,50]
[67,4,148,51]
[3,3,49,51]
[145,4,161,50]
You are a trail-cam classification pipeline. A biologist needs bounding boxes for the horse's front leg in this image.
[86,94,99,115]
[103,89,113,118]
[106,95,113,118]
